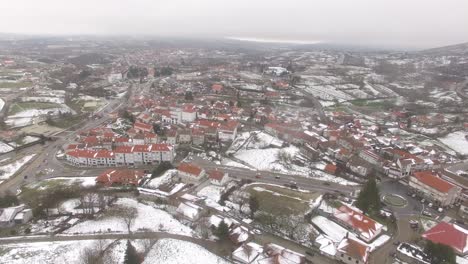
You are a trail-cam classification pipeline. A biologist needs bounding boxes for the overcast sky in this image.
[2,0,468,49]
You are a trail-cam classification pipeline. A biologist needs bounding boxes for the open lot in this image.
[245,183,321,215]
[9,102,63,115]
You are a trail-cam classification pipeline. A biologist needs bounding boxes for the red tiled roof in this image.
[413,171,455,193]
[134,122,153,131]
[178,162,203,177]
[208,169,225,181]
[325,164,337,174]
[333,205,383,240]
[422,222,468,254]
[212,84,223,91]
[96,169,145,186]
[338,238,370,262]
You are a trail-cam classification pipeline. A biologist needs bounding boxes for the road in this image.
[0,90,129,196]
[191,157,357,194]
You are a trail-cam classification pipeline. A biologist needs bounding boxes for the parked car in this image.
[422,211,432,217]
[275,175,280,179]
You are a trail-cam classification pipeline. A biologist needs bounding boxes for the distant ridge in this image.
[419,42,468,55]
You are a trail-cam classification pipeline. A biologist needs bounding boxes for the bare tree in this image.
[108,205,138,233]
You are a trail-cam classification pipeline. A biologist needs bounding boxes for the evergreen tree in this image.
[124,240,139,264]
[215,220,230,240]
[355,177,381,215]
[425,241,456,264]
[249,195,260,218]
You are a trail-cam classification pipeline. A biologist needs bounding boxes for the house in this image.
[325,164,338,175]
[176,202,203,221]
[260,243,306,264]
[191,128,205,145]
[230,225,250,244]
[207,169,229,186]
[165,130,178,145]
[212,84,223,93]
[422,222,468,255]
[178,130,192,144]
[347,156,372,177]
[66,144,174,167]
[336,237,371,264]
[133,122,154,133]
[358,150,383,166]
[232,242,263,263]
[409,171,461,206]
[0,205,33,228]
[333,205,384,242]
[177,162,206,184]
[96,169,145,186]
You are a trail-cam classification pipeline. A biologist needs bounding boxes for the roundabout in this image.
[382,193,408,208]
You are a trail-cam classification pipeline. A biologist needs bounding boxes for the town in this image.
[0,36,467,264]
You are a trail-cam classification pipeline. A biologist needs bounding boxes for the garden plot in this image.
[438,131,468,155]
[63,198,193,236]
[8,102,66,115]
[245,183,321,216]
[143,238,229,264]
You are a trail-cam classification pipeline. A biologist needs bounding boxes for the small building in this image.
[176,202,203,221]
[409,171,461,206]
[325,164,338,175]
[396,243,430,264]
[177,162,206,184]
[96,169,145,186]
[232,242,263,263]
[229,225,250,245]
[0,205,33,228]
[422,222,468,255]
[333,205,384,242]
[207,169,229,186]
[336,237,370,264]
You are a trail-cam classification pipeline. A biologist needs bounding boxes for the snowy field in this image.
[439,131,468,155]
[0,239,105,264]
[309,170,359,186]
[31,177,97,189]
[197,185,224,202]
[64,198,193,236]
[143,238,229,264]
[227,131,283,154]
[0,141,14,153]
[0,154,35,183]
[144,170,176,189]
[234,146,311,175]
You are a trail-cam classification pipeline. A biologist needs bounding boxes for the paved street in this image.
[0,94,128,196]
[192,156,358,194]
